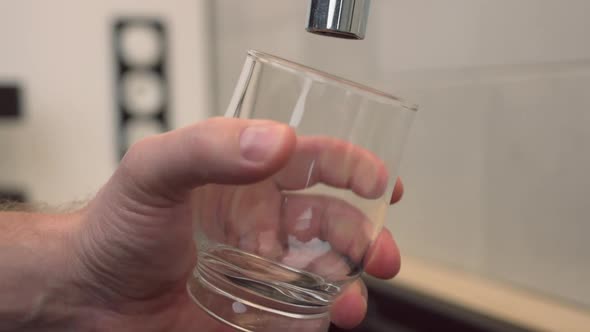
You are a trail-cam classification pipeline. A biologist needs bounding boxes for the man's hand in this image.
[1,117,403,331]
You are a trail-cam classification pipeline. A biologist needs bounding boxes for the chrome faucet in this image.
[306,0,371,40]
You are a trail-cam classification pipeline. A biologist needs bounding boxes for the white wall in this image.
[0,0,212,204]
[211,0,590,308]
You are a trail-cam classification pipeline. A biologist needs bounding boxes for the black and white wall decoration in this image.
[0,190,26,203]
[113,18,169,160]
[0,84,22,119]
[0,83,26,202]
[0,2,209,205]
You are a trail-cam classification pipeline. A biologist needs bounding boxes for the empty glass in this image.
[188,50,416,332]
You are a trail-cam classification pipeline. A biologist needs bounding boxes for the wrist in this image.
[0,211,86,331]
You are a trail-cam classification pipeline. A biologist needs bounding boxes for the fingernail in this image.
[240,125,283,162]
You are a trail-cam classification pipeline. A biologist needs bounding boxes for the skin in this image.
[0,117,403,332]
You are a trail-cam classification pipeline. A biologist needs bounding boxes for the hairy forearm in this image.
[0,209,82,331]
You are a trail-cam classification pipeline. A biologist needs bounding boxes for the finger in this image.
[364,228,401,279]
[275,136,389,199]
[191,179,287,258]
[330,280,368,329]
[115,117,296,203]
[281,193,373,267]
[390,177,404,204]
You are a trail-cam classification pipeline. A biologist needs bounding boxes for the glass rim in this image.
[247,49,418,112]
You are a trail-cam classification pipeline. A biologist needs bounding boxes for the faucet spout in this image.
[306,0,371,40]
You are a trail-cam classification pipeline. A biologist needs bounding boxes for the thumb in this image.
[113,117,296,204]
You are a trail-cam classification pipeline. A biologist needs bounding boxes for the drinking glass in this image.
[188,50,416,332]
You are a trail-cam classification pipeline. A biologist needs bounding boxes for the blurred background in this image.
[1,0,589,331]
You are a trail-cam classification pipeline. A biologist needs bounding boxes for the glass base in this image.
[187,265,331,332]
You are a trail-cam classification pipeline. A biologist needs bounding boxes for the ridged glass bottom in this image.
[187,246,337,332]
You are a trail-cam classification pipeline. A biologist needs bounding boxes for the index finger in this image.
[274,136,390,199]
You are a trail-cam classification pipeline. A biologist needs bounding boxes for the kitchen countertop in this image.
[389,256,590,332]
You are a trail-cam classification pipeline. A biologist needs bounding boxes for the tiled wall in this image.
[212,0,590,308]
[393,64,590,308]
